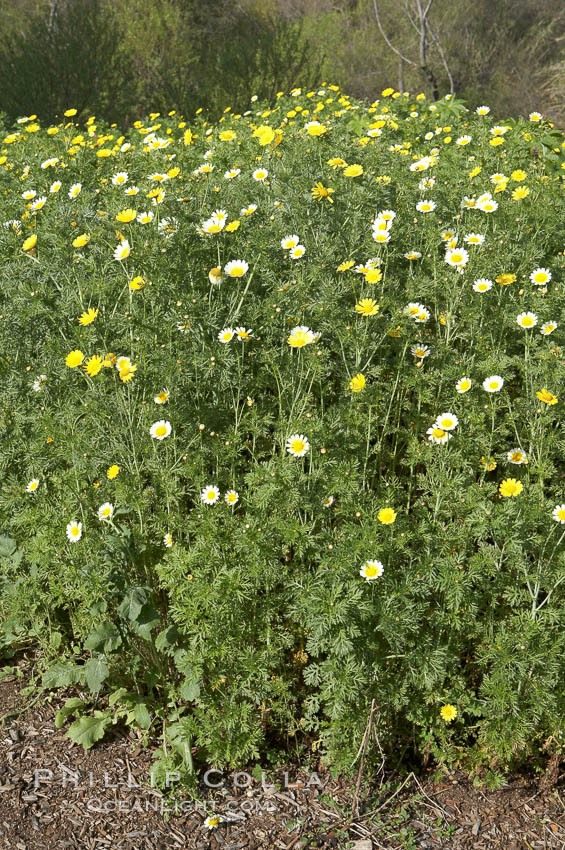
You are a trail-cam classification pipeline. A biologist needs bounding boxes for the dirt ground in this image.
[1,662,565,850]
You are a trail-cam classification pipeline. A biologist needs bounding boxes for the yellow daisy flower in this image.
[355,298,379,316]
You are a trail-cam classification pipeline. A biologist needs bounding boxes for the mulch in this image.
[1,659,565,850]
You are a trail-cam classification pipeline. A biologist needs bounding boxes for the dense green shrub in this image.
[1,88,565,779]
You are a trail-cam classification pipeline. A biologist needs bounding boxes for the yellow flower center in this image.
[155,426,167,437]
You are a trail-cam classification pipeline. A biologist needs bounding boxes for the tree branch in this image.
[372,0,419,67]
[428,22,455,94]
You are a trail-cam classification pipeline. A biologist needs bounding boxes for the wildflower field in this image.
[1,87,565,784]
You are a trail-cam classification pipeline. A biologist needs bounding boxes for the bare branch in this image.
[372,0,419,67]
[424,0,435,19]
[428,22,455,94]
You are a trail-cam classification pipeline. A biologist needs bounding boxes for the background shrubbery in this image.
[1,0,565,126]
[1,84,565,785]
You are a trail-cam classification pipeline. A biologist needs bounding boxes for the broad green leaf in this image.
[134,702,151,729]
[66,711,111,749]
[108,687,129,707]
[118,586,152,621]
[55,698,85,729]
[129,603,160,641]
[84,656,110,693]
[0,535,17,558]
[155,625,180,653]
[84,622,122,653]
[42,662,84,689]
[180,678,200,702]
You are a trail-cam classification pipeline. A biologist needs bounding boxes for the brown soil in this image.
[1,661,564,850]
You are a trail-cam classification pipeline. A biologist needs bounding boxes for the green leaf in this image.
[49,631,63,649]
[84,656,110,693]
[129,603,160,641]
[154,625,179,653]
[180,678,200,702]
[66,711,111,749]
[42,662,84,689]
[84,622,122,653]
[55,698,85,729]
[118,586,152,622]
[108,687,129,707]
[134,702,151,729]
[0,535,17,558]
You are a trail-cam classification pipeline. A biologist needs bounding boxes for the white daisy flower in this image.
[33,374,47,391]
[224,259,249,278]
[201,216,224,234]
[97,502,114,521]
[464,233,485,245]
[435,413,459,431]
[530,268,551,286]
[476,197,498,213]
[552,504,565,524]
[252,168,268,181]
[414,307,431,323]
[286,434,310,457]
[482,375,504,392]
[456,377,472,393]
[112,172,128,185]
[163,533,173,547]
[150,420,172,440]
[507,448,527,465]
[281,235,300,250]
[516,312,537,329]
[26,478,40,493]
[234,327,253,340]
[68,183,82,199]
[473,278,492,293]
[66,521,82,542]
[113,239,131,261]
[411,344,430,358]
[158,217,179,237]
[416,200,436,213]
[201,485,220,505]
[30,196,47,211]
[427,426,452,445]
[360,559,384,581]
[540,321,557,335]
[218,328,235,343]
[225,490,239,505]
[445,247,469,268]
[289,245,306,259]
